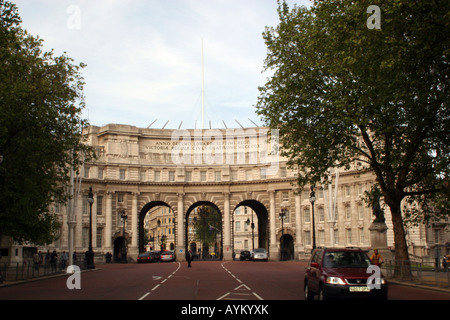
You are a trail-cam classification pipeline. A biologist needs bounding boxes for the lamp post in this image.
[246,213,255,252]
[87,187,95,269]
[310,186,316,251]
[121,210,128,263]
[279,202,288,261]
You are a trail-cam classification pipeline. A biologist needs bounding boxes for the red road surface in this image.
[0,261,449,301]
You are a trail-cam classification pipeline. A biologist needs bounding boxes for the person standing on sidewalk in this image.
[370,248,384,267]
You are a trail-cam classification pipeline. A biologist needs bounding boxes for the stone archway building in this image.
[33,123,427,263]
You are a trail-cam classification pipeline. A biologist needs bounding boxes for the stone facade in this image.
[1,124,446,264]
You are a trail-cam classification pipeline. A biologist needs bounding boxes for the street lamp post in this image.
[310,186,316,251]
[121,211,128,263]
[87,187,95,269]
[279,203,288,261]
[246,213,255,252]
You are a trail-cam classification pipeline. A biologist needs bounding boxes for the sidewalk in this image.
[0,265,101,288]
[385,270,450,294]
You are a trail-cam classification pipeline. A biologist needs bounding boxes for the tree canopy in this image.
[0,1,92,245]
[256,0,449,275]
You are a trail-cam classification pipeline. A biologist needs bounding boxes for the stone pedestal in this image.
[176,246,186,262]
[369,222,392,261]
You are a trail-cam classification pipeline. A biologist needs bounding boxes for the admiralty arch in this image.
[30,123,428,263]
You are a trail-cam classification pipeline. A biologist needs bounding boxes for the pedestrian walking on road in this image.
[187,250,193,268]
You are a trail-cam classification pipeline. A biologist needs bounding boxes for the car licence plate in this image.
[349,286,371,292]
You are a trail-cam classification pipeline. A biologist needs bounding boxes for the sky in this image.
[12,0,311,129]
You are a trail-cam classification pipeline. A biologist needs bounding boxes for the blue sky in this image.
[13,0,310,129]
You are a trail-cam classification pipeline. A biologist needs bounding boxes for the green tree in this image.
[0,1,92,245]
[194,206,222,253]
[257,0,449,278]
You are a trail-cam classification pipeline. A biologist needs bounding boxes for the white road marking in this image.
[219,262,264,300]
[138,262,181,301]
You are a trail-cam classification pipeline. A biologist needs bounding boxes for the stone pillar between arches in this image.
[176,193,186,261]
[223,192,232,261]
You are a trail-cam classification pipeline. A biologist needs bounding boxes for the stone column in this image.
[176,193,185,261]
[223,192,232,261]
[130,192,139,260]
[75,194,83,249]
[294,192,302,259]
[104,192,113,251]
[269,190,277,260]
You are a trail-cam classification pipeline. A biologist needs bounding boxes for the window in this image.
[84,167,90,178]
[231,170,238,181]
[345,185,351,197]
[154,170,161,182]
[119,169,126,180]
[235,221,241,232]
[358,184,364,196]
[96,228,103,247]
[185,171,192,182]
[305,231,311,246]
[304,208,310,223]
[82,196,88,215]
[82,227,88,248]
[345,206,351,220]
[169,171,175,182]
[280,167,287,178]
[215,171,221,182]
[319,207,325,222]
[98,167,103,179]
[359,228,365,243]
[358,205,364,220]
[319,230,325,245]
[117,193,124,203]
[201,171,207,182]
[282,191,289,202]
[97,196,103,215]
[140,170,146,181]
[346,229,352,244]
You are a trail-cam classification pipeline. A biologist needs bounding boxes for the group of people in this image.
[32,250,71,272]
[31,250,92,271]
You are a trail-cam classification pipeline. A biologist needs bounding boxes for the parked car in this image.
[137,251,159,263]
[240,250,252,261]
[160,250,175,262]
[304,247,388,300]
[252,248,268,262]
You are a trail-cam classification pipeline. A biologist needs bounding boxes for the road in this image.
[0,261,449,301]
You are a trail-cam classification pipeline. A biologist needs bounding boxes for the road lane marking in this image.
[138,262,181,301]
[219,262,264,300]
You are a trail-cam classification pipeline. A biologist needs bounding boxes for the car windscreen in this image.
[323,251,371,268]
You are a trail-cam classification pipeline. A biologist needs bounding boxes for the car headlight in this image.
[326,277,346,285]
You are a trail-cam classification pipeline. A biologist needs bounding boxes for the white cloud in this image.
[12,0,310,129]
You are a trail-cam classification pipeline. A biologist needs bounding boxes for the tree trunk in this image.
[389,200,413,280]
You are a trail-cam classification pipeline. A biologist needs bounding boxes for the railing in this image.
[384,259,450,288]
[0,255,103,284]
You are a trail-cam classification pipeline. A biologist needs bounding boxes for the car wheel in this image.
[304,281,314,300]
[318,285,328,300]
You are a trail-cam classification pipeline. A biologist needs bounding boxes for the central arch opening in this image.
[185,201,223,260]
